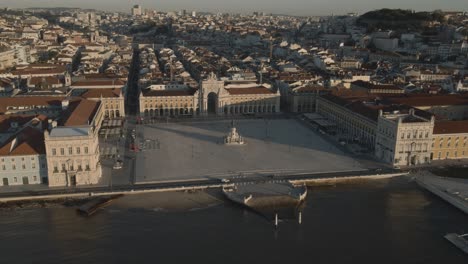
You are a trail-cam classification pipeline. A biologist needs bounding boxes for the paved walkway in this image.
[415,171,468,214]
[0,169,400,201]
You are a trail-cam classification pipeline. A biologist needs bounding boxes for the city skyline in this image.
[1,0,467,16]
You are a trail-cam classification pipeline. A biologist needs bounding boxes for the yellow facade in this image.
[431,134,468,160]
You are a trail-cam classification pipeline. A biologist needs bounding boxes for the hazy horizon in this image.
[0,0,467,16]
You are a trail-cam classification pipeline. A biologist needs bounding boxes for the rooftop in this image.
[0,96,65,114]
[60,99,101,127]
[227,87,275,95]
[0,126,45,156]
[71,79,126,87]
[434,120,468,135]
[388,94,468,107]
[142,88,197,97]
[79,88,121,98]
[49,126,90,137]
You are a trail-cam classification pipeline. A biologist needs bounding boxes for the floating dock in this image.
[77,194,123,216]
[223,182,307,209]
[445,233,468,254]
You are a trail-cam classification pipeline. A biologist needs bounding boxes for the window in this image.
[1,165,5,170]
[52,148,56,155]
[60,148,64,155]
[76,147,80,154]
[401,133,404,139]
[33,176,37,181]
[22,164,26,170]
[84,147,89,154]
[68,147,73,155]
[425,132,429,138]
[12,165,16,170]
[31,157,34,160]
[61,164,66,171]
[78,164,82,171]
[53,165,58,173]
[41,163,45,169]
[21,157,24,161]
[32,163,36,169]
[14,177,17,183]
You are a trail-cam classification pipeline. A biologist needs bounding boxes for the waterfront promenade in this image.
[0,169,404,202]
[415,172,468,214]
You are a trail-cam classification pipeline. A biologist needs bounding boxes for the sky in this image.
[0,0,467,16]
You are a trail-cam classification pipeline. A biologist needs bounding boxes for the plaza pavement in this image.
[134,119,366,183]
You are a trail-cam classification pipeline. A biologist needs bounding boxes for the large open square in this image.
[134,118,365,183]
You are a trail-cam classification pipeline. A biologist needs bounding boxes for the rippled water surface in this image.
[1,178,467,264]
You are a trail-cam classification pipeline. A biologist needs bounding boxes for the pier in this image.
[222,182,307,208]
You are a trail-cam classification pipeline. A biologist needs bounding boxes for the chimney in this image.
[61,99,69,110]
[409,108,415,116]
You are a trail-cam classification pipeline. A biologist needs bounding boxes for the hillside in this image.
[357,9,445,31]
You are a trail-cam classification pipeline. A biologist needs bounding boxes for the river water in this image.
[1,177,467,264]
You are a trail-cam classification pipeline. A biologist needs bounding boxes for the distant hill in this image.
[357,9,445,31]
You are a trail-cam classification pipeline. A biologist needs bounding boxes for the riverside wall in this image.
[0,172,407,203]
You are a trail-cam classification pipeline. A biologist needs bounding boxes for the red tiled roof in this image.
[351,80,402,91]
[388,94,468,107]
[80,88,121,98]
[29,76,62,85]
[434,120,468,135]
[71,79,126,87]
[227,87,275,95]
[321,93,433,122]
[295,85,326,93]
[11,64,67,76]
[82,73,122,79]
[62,99,101,126]
[0,96,65,114]
[0,126,45,156]
[142,89,196,97]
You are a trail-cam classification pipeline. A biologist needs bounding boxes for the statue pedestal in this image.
[224,126,245,145]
